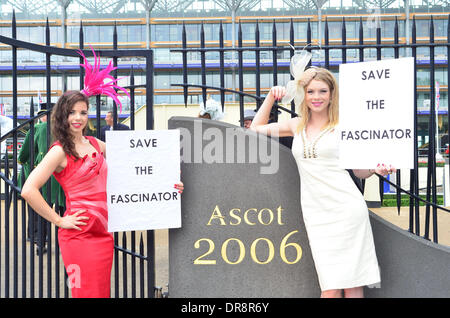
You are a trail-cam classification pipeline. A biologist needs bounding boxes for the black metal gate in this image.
[1,11,449,298]
[0,12,157,298]
[171,16,450,244]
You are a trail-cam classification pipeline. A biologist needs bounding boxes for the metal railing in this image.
[0,11,449,298]
[0,12,157,298]
[171,15,450,244]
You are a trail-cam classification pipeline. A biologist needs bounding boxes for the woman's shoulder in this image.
[48,142,66,157]
[48,141,69,174]
[86,136,106,153]
[50,140,63,151]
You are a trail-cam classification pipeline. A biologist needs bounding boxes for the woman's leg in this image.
[343,286,364,298]
[321,289,343,298]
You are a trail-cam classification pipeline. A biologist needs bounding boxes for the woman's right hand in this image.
[57,209,89,231]
[269,86,287,101]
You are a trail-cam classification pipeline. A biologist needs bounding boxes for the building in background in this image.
[0,0,448,148]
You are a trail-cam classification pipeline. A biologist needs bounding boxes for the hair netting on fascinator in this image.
[199,97,224,121]
[281,46,313,109]
[77,46,130,113]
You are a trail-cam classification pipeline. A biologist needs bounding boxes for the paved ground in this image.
[370,205,450,246]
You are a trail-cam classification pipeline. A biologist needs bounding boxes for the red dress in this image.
[52,136,114,298]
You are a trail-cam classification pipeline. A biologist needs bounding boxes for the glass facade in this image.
[0,0,448,145]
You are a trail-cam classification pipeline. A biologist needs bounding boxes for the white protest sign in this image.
[338,57,414,169]
[106,130,181,232]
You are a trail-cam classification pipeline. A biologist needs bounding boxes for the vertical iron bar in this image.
[112,23,120,297]
[424,16,437,241]
[289,19,295,117]
[182,23,188,107]
[21,100,31,297]
[324,18,329,69]
[146,47,155,297]
[376,20,381,61]
[113,22,118,127]
[394,17,400,59]
[114,237,119,297]
[341,18,347,64]
[96,95,101,139]
[307,19,311,67]
[28,98,35,298]
[21,172,26,297]
[122,234,128,298]
[396,171,401,215]
[4,147,10,297]
[408,169,415,231]
[430,17,438,243]
[11,9,18,299]
[147,230,155,298]
[130,67,135,130]
[219,21,225,111]
[424,154,432,239]
[146,51,154,130]
[394,17,401,215]
[412,16,420,235]
[376,23,382,223]
[272,20,278,87]
[379,172,384,206]
[255,21,261,110]
[64,269,68,298]
[359,17,364,62]
[139,235,144,298]
[238,21,244,126]
[13,149,18,298]
[45,18,53,298]
[79,21,84,89]
[54,198,60,298]
[131,230,136,298]
[200,23,207,107]
[272,20,278,122]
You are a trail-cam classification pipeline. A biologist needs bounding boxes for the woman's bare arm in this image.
[250,86,298,137]
[21,145,88,230]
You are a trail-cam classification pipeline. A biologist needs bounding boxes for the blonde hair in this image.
[296,67,339,134]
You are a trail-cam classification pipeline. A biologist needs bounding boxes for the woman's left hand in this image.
[174,182,184,194]
[374,164,396,177]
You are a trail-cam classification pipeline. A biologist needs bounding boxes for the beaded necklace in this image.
[300,126,332,159]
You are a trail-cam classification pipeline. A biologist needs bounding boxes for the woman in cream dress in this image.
[250,64,394,298]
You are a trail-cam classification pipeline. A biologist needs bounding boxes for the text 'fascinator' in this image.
[281,46,312,108]
[77,47,129,113]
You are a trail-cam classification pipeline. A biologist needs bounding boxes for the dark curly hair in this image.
[51,90,89,159]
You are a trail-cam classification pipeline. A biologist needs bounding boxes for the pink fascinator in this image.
[77,47,129,113]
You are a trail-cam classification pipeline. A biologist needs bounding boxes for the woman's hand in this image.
[56,209,89,231]
[174,182,184,194]
[373,164,397,177]
[269,86,287,101]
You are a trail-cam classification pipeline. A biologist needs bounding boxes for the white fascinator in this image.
[281,47,313,108]
[199,96,224,121]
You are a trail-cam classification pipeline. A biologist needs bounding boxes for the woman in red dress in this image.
[21,91,184,297]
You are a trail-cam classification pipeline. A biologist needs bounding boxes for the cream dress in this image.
[291,126,380,291]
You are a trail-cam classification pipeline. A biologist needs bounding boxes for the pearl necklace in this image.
[301,126,331,159]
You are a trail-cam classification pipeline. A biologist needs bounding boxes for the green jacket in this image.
[18,122,65,207]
